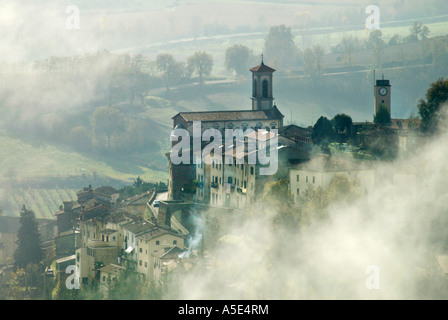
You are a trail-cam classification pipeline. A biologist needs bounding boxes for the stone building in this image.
[167,61,311,206]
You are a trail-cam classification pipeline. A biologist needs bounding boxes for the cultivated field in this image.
[1,187,78,219]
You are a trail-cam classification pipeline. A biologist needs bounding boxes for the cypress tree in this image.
[14,205,43,268]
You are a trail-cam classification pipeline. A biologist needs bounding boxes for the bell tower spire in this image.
[250,57,275,111]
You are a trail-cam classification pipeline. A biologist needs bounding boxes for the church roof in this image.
[173,107,284,123]
[250,62,276,73]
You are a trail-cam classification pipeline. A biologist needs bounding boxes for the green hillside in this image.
[0,132,168,186]
[1,188,78,220]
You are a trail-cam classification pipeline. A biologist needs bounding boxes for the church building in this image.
[167,60,311,203]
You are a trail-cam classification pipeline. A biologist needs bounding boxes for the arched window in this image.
[270,122,277,129]
[262,79,269,98]
[227,123,234,129]
[242,123,248,132]
[255,122,263,129]
[253,79,257,97]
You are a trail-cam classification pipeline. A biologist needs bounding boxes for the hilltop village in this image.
[0,60,426,298]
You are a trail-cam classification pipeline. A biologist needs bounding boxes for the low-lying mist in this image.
[166,119,448,300]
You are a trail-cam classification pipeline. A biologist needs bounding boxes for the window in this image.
[306,176,308,183]
[297,189,300,195]
[262,79,268,98]
[156,241,160,245]
[145,262,147,268]
[227,123,234,129]
[270,122,277,129]
[296,175,300,182]
[313,176,315,184]
[250,167,254,175]
[173,240,177,245]
[139,260,142,266]
[139,248,142,253]
[228,177,233,184]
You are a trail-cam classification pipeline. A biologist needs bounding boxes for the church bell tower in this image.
[250,57,275,111]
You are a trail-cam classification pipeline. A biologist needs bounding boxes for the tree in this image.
[388,34,401,46]
[92,107,127,150]
[225,44,253,76]
[408,21,430,42]
[374,104,392,126]
[367,29,385,49]
[263,178,297,229]
[14,205,42,268]
[264,25,299,69]
[367,30,385,67]
[187,51,213,87]
[108,259,144,299]
[418,77,448,134]
[156,53,184,91]
[312,116,336,145]
[301,174,363,225]
[133,176,144,189]
[332,114,353,133]
[407,113,421,131]
[340,36,355,66]
[303,45,325,77]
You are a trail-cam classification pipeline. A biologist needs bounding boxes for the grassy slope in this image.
[1,188,78,219]
[0,132,168,185]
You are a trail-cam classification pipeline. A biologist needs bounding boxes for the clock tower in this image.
[374,76,391,118]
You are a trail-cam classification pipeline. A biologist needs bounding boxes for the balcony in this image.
[211,182,219,189]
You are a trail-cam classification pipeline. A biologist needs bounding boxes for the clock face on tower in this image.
[379,87,388,96]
